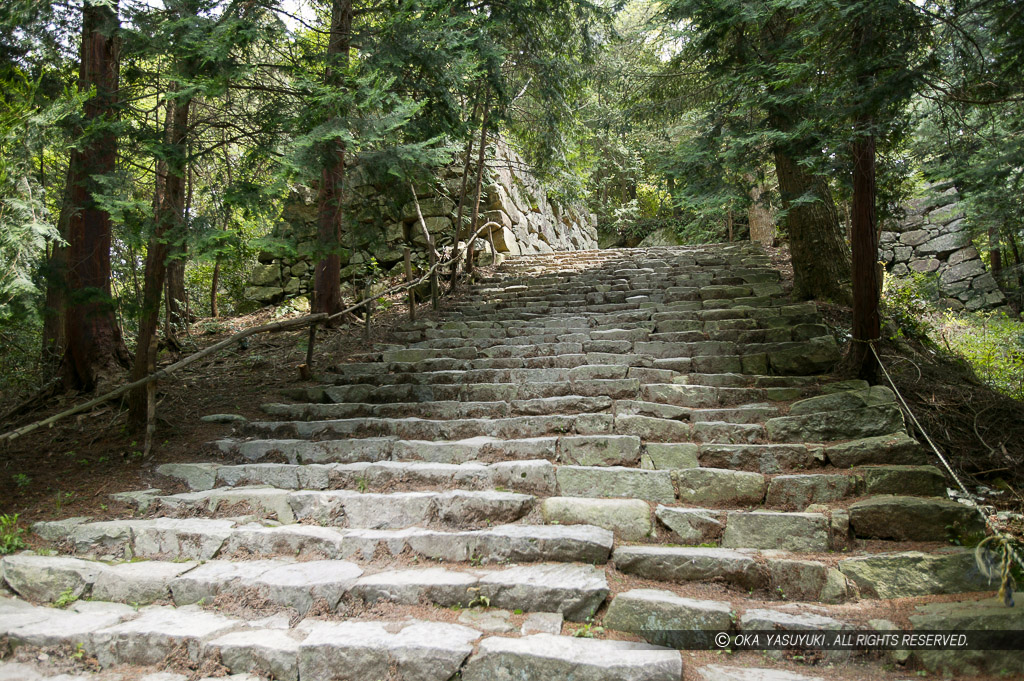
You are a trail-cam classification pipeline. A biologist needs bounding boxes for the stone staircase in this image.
[3,244,1018,681]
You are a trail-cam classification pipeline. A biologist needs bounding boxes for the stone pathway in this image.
[3,244,1019,680]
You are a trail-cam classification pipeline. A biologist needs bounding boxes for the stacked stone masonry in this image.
[880,182,1009,313]
[6,244,1019,681]
[244,141,598,304]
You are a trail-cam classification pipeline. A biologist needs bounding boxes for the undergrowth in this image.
[0,514,26,554]
[883,273,1024,401]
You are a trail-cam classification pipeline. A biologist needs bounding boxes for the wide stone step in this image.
[461,634,682,681]
[215,435,842,473]
[149,486,536,529]
[160,458,559,494]
[318,377,644,403]
[611,545,853,603]
[240,412,767,443]
[1,595,520,680]
[0,554,608,621]
[263,395,623,421]
[34,517,614,565]
[350,562,608,620]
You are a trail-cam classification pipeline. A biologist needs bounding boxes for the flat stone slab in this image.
[604,589,733,647]
[860,465,946,497]
[35,518,614,565]
[1,554,107,603]
[477,563,609,621]
[721,512,829,552]
[839,550,992,599]
[297,619,479,681]
[522,611,563,635]
[461,633,683,681]
[643,443,699,470]
[541,497,652,540]
[205,629,303,681]
[849,496,984,541]
[764,474,856,510]
[739,607,848,632]
[5,600,135,648]
[93,560,198,604]
[556,466,675,503]
[613,546,763,590]
[655,506,723,544]
[87,604,242,667]
[908,597,1024,675]
[558,435,641,466]
[351,567,478,606]
[251,559,364,612]
[824,432,927,467]
[674,469,766,506]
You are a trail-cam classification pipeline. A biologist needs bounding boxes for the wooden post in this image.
[142,335,157,458]
[299,321,318,380]
[404,247,415,321]
[428,234,439,310]
[364,281,373,342]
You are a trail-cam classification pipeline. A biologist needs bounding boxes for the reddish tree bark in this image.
[61,0,129,391]
[313,0,352,318]
[850,134,880,382]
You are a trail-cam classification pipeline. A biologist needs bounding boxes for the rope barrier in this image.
[868,340,1021,605]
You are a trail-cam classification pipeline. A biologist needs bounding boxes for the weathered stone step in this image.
[462,634,681,681]
[161,458,559,494]
[848,495,984,541]
[612,543,995,604]
[0,595,502,680]
[150,486,536,529]
[34,517,614,565]
[209,437,935,491]
[261,395,616,420]
[1,554,608,621]
[603,589,733,647]
[260,398,788,426]
[350,563,608,620]
[240,412,765,443]
[611,545,852,603]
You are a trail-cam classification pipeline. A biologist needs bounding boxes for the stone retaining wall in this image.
[880,183,1008,313]
[244,141,598,304]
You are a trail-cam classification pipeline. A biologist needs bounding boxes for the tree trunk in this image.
[849,134,880,382]
[129,90,192,427]
[771,138,852,303]
[467,101,490,274]
[165,244,187,335]
[61,0,129,391]
[210,258,220,318]
[313,0,352,318]
[745,174,775,246]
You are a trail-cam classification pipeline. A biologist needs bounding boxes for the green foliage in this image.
[882,272,936,341]
[0,514,26,554]
[52,587,78,609]
[939,312,1024,401]
[884,272,1024,401]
